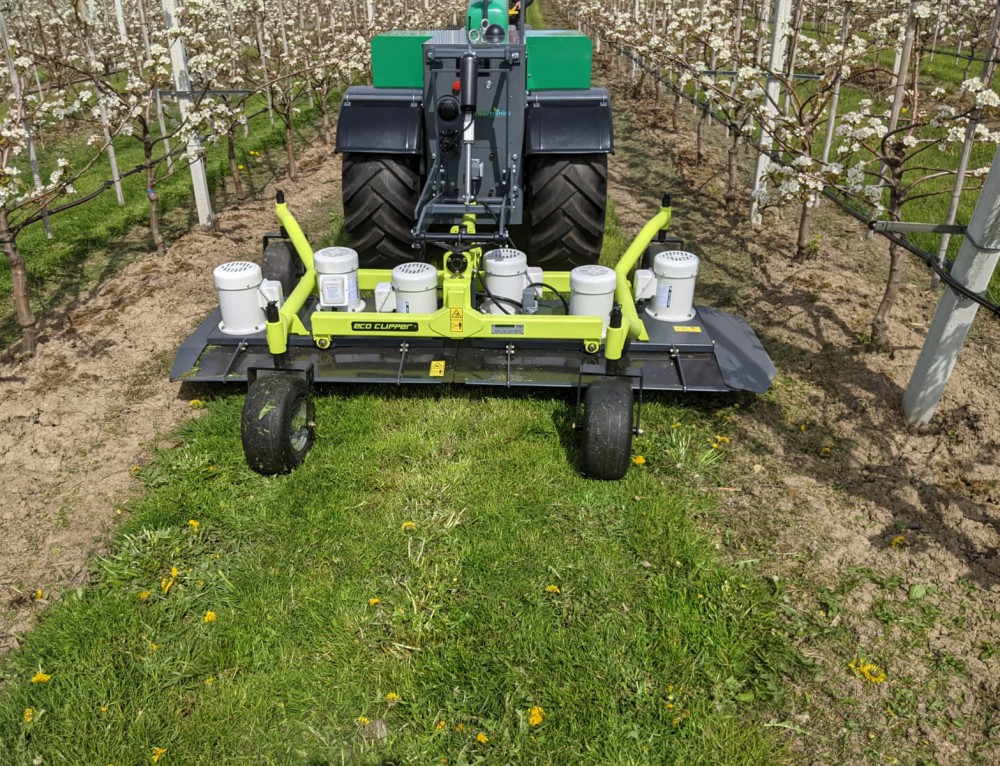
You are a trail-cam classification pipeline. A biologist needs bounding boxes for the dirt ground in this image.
[0,140,343,649]
[2,28,999,765]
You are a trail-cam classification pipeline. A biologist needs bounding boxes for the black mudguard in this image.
[525,88,613,154]
[335,86,423,154]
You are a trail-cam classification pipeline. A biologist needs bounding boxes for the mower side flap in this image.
[697,307,776,394]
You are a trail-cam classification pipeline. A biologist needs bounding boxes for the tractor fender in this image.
[335,86,423,154]
[525,88,613,155]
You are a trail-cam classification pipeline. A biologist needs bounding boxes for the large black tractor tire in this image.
[262,239,305,298]
[241,374,314,475]
[581,378,634,480]
[342,153,420,267]
[522,154,607,269]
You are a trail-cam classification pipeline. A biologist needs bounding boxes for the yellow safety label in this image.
[674,326,702,333]
[429,361,446,377]
[449,307,464,333]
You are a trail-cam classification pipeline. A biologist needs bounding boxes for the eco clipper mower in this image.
[170,0,776,480]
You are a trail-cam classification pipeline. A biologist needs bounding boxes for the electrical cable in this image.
[526,281,570,313]
[475,270,520,314]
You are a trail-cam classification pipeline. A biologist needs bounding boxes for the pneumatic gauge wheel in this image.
[241,374,314,475]
[580,378,634,480]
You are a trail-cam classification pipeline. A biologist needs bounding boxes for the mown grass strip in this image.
[0,385,796,765]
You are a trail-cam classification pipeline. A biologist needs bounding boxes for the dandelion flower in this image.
[187,519,200,531]
[204,677,214,686]
[435,720,447,730]
[150,643,159,652]
[400,521,416,533]
[849,657,886,684]
[170,566,179,579]
[632,455,646,466]
[476,732,489,744]
[131,465,141,476]
[890,535,906,548]
[356,715,370,725]
[385,692,401,702]
[455,723,465,732]
[368,598,381,607]
[237,164,245,170]
[23,708,33,723]
[188,399,205,409]
[139,590,151,601]
[528,706,545,726]
[151,747,167,763]
[34,589,44,600]
[204,611,217,623]
[545,584,560,594]
[671,422,682,428]
[31,671,51,684]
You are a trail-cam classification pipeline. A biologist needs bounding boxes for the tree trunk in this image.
[793,200,812,261]
[696,110,706,165]
[284,117,297,181]
[318,84,332,144]
[871,181,905,345]
[227,128,245,201]
[725,130,740,213]
[143,119,165,256]
[672,91,680,132]
[1,208,36,354]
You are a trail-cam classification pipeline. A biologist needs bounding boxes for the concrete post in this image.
[161,0,215,229]
[902,144,1000,424]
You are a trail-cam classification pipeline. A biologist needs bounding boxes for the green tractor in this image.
[335,0,610,268]
[171,0,776,480]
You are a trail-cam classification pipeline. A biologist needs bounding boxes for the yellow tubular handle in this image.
[613,205,672,343]
[266,202,318,355]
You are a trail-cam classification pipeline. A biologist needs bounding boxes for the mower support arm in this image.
[613,202,672,342]
[265,200,317,355]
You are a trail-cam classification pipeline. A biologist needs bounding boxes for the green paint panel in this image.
[526,31,593,91]
[371,31,433,88]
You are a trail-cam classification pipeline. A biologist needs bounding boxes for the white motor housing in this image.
[391,262,438,314]
[569,264,617,334]
[482,248,526,314]
[646,250,699,322]
[315,246,364,312]
[214,261,267,335]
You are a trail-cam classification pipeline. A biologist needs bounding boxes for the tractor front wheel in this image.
[581,378,634,480]
[342,153,420,267]
[241,374,314,475]
[523,154,607,269]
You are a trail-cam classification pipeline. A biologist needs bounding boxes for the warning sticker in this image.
[674,325,703,333]
[429,360,446,377]
[449,307,464,333]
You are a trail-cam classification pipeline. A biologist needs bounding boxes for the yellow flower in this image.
[204,677,214,686]
[435,720,447,730]
[400,521,416,533]
[150,643,159,652]
[139,589,151,601]
[204,611,217,623]
[31,671,51,684]
[34,588,44,600]
[385,692,401,702]
[131,465,141,476]
[454,723,465,732]
[170,566,179,579]
[528,706,545,726]
[632,455,646,465]
[368,598,381,606]
[545,584,560,594]
[187,519,200,531]
[23,708,33,723]
[197,580,204,588]
[237,164,245,170]
[671,422,682,429]
[476,732,489,744]
[849,657,887,684]
[890,535,906,548]
[356,715,370,725]
[188,399,205,409]
[151,747,167,763]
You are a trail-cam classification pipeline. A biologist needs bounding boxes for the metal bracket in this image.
[395,342,410,386]
[868,220,965,235]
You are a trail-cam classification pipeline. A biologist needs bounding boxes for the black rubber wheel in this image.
[522,154,607,268]
[262,239,304,298]
[581,378,634,480]
[241,375,314,475]
[342,153,420,267]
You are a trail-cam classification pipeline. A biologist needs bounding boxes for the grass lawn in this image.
[0,387,796,765]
